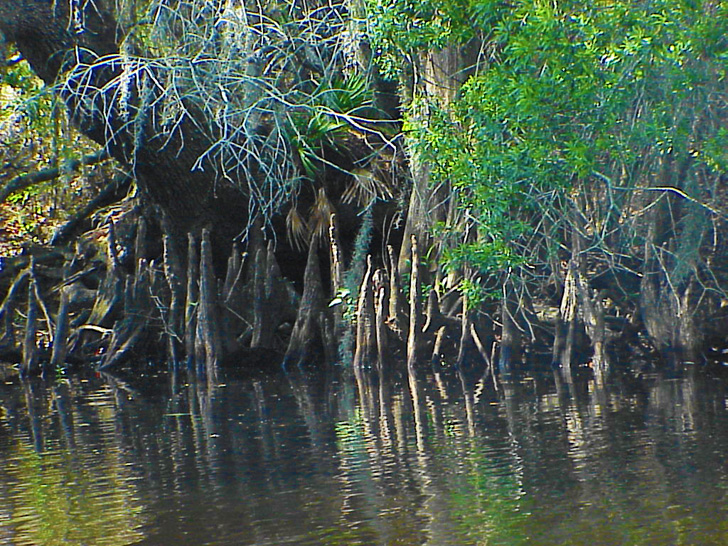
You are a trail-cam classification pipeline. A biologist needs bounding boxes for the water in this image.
[0,362,726,545]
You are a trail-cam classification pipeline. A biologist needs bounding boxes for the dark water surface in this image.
[0,362,726,545]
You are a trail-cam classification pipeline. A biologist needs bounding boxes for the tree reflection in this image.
[0,377,146,546]
[0,362,725,545]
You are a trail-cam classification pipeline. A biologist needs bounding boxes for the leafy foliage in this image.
[287,74,375,181]
[366,0,475,78]
[1,60,109,252]
[369,0,728,310]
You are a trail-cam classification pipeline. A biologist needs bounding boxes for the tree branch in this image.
[0,148,110,203]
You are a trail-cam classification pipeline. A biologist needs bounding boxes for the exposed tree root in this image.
[1,189,720,383]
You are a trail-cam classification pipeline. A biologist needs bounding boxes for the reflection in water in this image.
[0,363,726,545]
[1,378,146,546]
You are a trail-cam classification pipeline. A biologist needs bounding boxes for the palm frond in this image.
[309,187,335,242]
[341,167,393,206]
[286,206,310,251]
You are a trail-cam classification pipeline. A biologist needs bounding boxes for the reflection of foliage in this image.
[442,442,530,545]
[0,368,724,545]
[4,441,146,546]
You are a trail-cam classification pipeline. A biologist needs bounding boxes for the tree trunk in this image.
[353,256,375,368]
[406,236,423,372]
[0,0,248,251]
[284,240,326,368]
[398,45,474,273]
